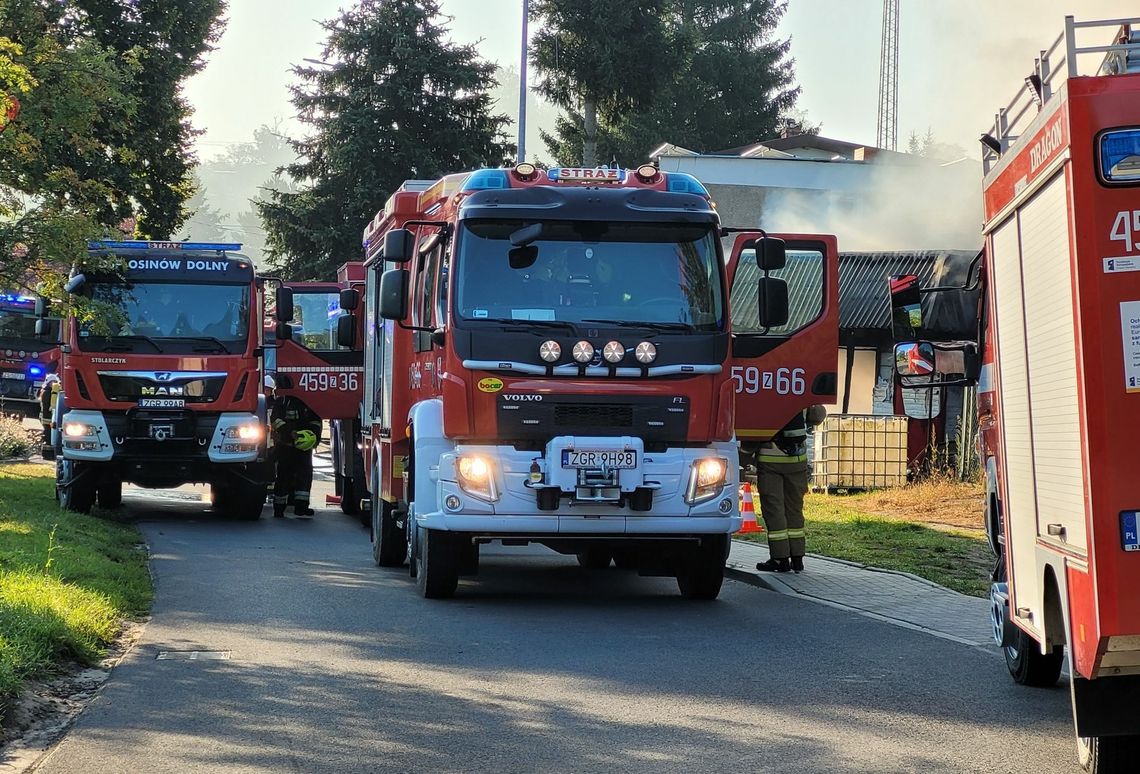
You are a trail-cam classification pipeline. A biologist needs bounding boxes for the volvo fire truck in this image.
[347,164,838,599]
[269,261,366,521]
[0,292,60,405]
[53,241,270,517]
[891,17,1140,772]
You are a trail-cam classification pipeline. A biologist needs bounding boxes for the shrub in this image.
[0,414,32,459]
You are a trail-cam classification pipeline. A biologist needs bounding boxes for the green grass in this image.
[741,492,994,597]
[0,463,151,714]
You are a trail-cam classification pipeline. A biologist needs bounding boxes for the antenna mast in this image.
[876,0,900,151]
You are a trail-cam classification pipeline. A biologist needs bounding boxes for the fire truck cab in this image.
[891,17,1140,772]
[349,165,838,599]
[0,292,60,405]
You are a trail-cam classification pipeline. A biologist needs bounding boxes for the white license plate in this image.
[2,372,25,380]
[139,398,185,408]
[561,449,637,469]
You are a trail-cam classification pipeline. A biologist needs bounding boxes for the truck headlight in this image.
[685,456,728,505]
[457,454,498,502]
[63,422,98,438]
[224,424,262,442]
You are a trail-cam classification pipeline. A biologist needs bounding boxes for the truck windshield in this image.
[0,308,59,345]
[455,220,724,331]
[78,281,250,353]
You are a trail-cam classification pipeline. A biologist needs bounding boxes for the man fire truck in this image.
[345,165,838,599]
[268,261,366,521]
[0,291,60,406]
[51,241,270,517]
[890,17,1140,772]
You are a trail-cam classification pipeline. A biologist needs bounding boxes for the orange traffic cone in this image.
[737,481,764,534]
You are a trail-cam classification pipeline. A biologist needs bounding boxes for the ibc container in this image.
[811,414,908,491]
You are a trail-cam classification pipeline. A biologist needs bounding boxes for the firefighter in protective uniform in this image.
[37,362,61,460]
[754,405,827,574]
[267,375,322,518]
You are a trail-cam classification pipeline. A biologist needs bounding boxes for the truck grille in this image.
[554,403,633,428]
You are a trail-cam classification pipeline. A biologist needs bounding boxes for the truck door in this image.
[726,233,839,442]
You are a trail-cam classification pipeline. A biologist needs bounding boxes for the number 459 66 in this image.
[299,372,359,392]
[731,366,805,395]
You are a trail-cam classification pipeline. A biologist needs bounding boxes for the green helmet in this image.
[294,429,317,451]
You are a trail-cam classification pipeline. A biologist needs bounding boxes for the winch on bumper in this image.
[419,435,742,535]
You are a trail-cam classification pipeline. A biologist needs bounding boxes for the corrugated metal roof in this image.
[729,249,979,336]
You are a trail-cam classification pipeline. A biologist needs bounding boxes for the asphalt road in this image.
[35,483,1078,774]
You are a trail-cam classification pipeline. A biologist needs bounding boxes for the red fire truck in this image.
[52,241,271,517]
[0,292,60,405]
[891,17,1140,772]
[269,261,366,520]
[346,164,838,599]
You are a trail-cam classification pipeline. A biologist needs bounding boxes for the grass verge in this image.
[741,487,994,597]
[0,463,151,717]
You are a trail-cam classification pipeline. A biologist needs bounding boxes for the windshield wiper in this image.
[181,336,231,353]
[102,335,164,353]
[468,317,578,332]
[580,318,695,332]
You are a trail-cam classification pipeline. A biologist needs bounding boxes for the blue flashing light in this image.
[87,240,243,252]
[28,365,43,378]
[461,169,510,191]
[666,173,710,196]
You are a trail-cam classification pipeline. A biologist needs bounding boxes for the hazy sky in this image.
[186,0,1138,162]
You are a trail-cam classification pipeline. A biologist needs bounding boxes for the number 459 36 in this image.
[731,366,805,395]
[299,372,359,392]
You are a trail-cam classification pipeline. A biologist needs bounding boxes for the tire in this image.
[676,535,729,600]
[612,546,639,571]
[576,547,612,569]
[225,480,267,521]
[341,451,364,518]
[211,484,230,511]
[1078,734,1140,773]
[1004,625,1063,687]
[372,497,407,567]
[416,526,459,599]
[97,476,122,508]
[57,459,95,514]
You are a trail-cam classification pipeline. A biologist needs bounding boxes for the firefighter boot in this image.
[756,558,791,573]
[791,556,805,574]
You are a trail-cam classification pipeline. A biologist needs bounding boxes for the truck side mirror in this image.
[274,321,293,342]
[895,342,936,377]
[379,269,409,320]
[339,287,360,311]
[34,296,48,317]
[336,314,356,348]
[888,274,923,342]
[275,287,294,322]
[757,277,789,329]
[63,274,86,294]
[383,229,414,264]
[756,237,787,271]
[34,319,47,336]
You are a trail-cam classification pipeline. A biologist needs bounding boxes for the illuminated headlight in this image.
[64,422,98,438]
[457,454,498,502]
[539,340,561,363]
[602,341,624,364]
[685,456,729,505]
[572,340,594,364]
[635,341,657,364]
[224,424,263,442]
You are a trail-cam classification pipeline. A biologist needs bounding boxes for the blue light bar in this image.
[666,173,710,196]
[87,240,243,251]
[461,169,510,191]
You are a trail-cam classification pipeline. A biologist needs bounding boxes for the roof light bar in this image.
[87,241,243,251]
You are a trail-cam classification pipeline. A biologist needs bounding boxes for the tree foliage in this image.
[0,0,224,299]
[530,0,670,167]
[538,0,800,166]
[258,0,513,281]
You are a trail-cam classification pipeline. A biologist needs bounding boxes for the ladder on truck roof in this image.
[982,15,1140,174]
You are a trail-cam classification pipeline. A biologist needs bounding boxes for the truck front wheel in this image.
[1078,734,1140,773]
[676,535,729,601]
[224,480,267,521]
[415,527,459,599]
[57,459,95,514]
[1004,625,1063,686]
[97,476,122,508]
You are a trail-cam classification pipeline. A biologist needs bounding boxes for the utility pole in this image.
[518,0,530,163]
[876,0,899,151]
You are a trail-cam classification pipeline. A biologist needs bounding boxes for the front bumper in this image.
[59,409,266,465]
[416,438,742,535]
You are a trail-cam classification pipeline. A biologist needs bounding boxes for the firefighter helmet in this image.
[294,429,317,451]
